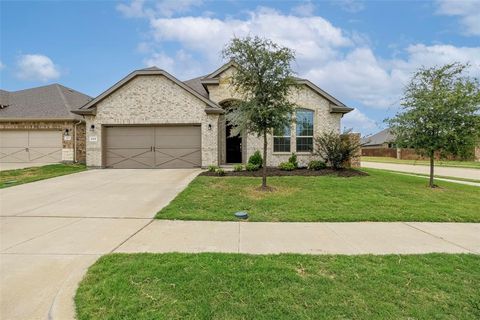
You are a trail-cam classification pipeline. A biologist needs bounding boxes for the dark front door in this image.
[226,123,242,163]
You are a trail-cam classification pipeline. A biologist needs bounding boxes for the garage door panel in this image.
[105,126,201,169]
[0,130,61,164]
[154,149,201,168]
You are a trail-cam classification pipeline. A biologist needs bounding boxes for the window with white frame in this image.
[273,125,291,152]
[296,109,314,152]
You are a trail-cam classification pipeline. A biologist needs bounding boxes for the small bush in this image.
[216,168,226,176]
[278,161,295,171]
[233,164,243,172]
[246,163,260,171]
[248,150,263,167]
[207,165,218,172]
[308,160,327,170]
[314,130,361,170]
[288,153,298,168]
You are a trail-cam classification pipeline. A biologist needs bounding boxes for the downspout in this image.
[73,119,83,163]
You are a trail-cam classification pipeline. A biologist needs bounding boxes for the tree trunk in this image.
[262,131,268,189]
[429,152,435,188]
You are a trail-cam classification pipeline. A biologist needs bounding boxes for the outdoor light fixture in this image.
[90,124,95,131]
[64,129,70,136]
[208,124,212,130]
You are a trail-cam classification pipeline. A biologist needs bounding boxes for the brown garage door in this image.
[104,126,201,169]
[0,130,62,164]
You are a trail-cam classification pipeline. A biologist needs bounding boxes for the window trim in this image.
[295,108,314,153]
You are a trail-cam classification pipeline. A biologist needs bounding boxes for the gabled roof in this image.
[75,67,224,115]
[362,128,395,146]
[0,84,92,121]
[199,61,353,114]
[183,75,208,98]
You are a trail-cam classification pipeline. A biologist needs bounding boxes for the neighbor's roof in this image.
[362,128,395,146]
[0,84,92,120]
[75,67,224,115]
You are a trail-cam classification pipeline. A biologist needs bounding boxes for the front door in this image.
[226,123,242,163]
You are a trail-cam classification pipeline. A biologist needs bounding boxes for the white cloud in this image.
[436,0,480,36]
[119,3,480,115]
[291,1,315,16]
[306,44,480,109]
[16,54,60,82]
[149,8,352,73]
[333,0,365,13]
[117,0,203,18]
[342,109,378,134]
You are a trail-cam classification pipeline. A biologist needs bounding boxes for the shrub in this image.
[314,130,361,170]
[278,161,295,171]
[207,165,218,172]
[248,150,263,168]
[246,163,260,171]
[308,160,327,170]
[288,153,298,168]
[216,168,226,176]
[233,164,243,172]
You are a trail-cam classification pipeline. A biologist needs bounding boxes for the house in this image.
[361,128,395,149]
[73,62,353,168]
[0,85,92,165]
[0,62,353,169]
[361,128,480,161]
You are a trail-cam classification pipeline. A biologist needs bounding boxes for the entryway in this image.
[226,123,242,163]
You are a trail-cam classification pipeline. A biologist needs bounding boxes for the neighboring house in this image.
[73,62,353,168]
[361,128,396,149]
[362,128,480,161]
[0,85,92,165]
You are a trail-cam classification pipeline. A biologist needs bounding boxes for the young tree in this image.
[222,36,297,190]
[388,63,480,188]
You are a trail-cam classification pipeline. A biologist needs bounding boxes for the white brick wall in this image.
[206,66,343,167]
[85,75,219,167]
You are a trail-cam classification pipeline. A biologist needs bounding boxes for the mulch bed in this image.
[200,167,368,177]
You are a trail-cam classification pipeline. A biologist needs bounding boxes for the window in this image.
[273,125,291,152]
[296,109,314,152]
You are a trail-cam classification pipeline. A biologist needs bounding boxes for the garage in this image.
[104,126,201,169]
[0,130,63,164]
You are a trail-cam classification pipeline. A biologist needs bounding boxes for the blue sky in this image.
[1,0,479,135]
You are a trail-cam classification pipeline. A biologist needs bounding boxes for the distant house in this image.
[361,128,479,161]
[361,128,396,150]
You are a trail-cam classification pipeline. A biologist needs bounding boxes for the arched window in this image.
[296,109,314,152]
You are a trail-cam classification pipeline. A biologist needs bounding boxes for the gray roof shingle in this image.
[183,75,209,98]
[0,84,92,120]
[362,128,395,146]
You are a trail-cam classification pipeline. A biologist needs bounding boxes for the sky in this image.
[1,0,479,136]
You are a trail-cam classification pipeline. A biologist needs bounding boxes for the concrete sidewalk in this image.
[362,161,480,180]
[116,220,480,255]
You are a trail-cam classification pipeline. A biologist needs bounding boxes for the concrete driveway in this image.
[0,169,200,320]
[361,161,480,180]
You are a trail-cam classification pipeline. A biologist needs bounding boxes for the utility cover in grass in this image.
[234,211,248,219]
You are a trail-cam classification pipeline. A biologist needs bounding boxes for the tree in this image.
[388,63,480,188]
[222,36,297,190]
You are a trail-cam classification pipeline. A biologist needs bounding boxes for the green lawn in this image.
[362,156,480,169]
[156,169,480,222]
[75,253,480,320]
[0,163,86,188]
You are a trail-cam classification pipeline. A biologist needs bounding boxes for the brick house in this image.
[0,85,91,165]
[1,62,353,169]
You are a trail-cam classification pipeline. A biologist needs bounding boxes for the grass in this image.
[0,163,86,188]
[362,156,480,169]
[75,253,480,320]
[156,168,480,222]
